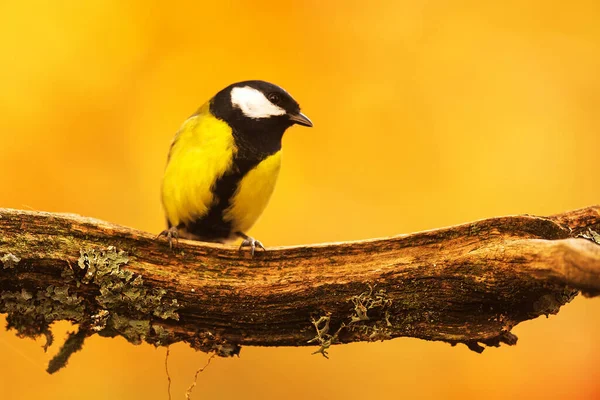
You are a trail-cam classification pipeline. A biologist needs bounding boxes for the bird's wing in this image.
[161,103,236,227]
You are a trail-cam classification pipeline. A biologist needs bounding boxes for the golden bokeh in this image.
[1,0,599,399]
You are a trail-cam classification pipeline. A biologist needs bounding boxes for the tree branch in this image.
[1,206,599,371]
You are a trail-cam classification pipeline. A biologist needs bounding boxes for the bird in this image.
[158,80,312,255]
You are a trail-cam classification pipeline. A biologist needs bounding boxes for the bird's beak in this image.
[289,112,313,127]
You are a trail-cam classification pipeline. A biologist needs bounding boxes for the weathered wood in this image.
[1,206,599,371]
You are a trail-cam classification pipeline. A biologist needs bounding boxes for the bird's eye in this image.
[267,93,280,104]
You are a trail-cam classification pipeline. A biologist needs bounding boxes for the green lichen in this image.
[1,253,21,269]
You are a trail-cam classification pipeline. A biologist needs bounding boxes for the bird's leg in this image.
[156,226,179,250]
[236,232,266,257]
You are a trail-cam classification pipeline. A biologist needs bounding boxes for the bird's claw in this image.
[239,237,265,257]
[156,227,179,250]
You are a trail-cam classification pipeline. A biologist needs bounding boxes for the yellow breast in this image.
[161,103,236,227]
[224,151,282,234]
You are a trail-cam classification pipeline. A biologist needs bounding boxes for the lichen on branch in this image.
[0,206,599,373]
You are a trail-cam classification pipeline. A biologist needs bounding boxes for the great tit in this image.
[159,80,312,255]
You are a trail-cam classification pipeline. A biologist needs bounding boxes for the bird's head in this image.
[210,80,313,135]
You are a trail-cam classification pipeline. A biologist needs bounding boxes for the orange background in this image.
[1,0,599,399]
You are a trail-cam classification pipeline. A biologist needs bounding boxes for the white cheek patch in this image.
[230,86,286,119]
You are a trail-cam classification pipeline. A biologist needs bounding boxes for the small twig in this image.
[165,346,172,400]
[186,353,217,400]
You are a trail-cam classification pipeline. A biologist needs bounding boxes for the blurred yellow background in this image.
[1,0,599,399]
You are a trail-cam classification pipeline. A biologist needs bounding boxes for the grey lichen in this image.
[0,245,184,374]
[106,313,151,345]
[307,314,344,359]
[186,330,242,357]
[77,246,181,321]
[1,246,179,345]
[347,285,393,341]
[73,246,182,346]
[0,285,85,346]
[152,323,175,346]
[78,246,131,285]
[90,310,110,332]
[1,253,21,269]
[350,323,392,341]
[578,228,600,245]
[213,343,242,358]
[349,285,392,323]
[309,285,394,358]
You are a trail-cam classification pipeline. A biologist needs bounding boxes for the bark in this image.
[1,206,599,371]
